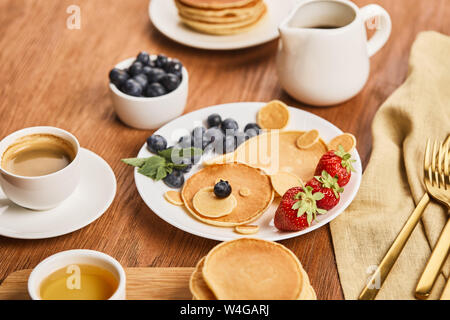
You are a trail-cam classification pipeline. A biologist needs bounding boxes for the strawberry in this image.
[315,145,356,187]
[306,170,344,210]
[274,186,327,232]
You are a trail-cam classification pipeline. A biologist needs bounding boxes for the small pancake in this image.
[328,133,356,152]
[193,186,237,217]
[257,100,290,130]
[204,131,328,182]
[164,190,184,206]
[179,0,255,9]
[270,171,302,197]
[189,257,216,300]
[239,187,251,197]
[182,163,274,227]
[179,4,266,35]
[296,129,320,149]
[234,224,259,235]
[202,238,304,300]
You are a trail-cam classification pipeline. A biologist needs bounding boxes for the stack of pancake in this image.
[189,238,317,300]
[175,0,267,35]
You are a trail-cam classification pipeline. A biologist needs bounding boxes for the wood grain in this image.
[0,268,194,300]
[0,0,449,300]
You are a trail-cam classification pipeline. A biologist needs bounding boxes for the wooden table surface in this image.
[0,0,449,300]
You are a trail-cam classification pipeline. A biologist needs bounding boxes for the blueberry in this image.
[147,134,167,153]
[136,51,150,65]
[223,135,236,154]
[133,74,148,88]
[160,73,180,92]
[155,54,169,68]
[147,68,166,83]
[244,123,261,133]
[221,118,239,135]
[165,59,183,74]
[122,79,143,97]
[243,124,261,140]
[178,135,192,148]
[142,66,153,77]
[129,61,144,76]
[109,68,129,88]
[145,83,166,97]
[201,136,212,150]
[191,127,206,149]
[204,127,224,151]
[207,114,222,128]
[180,159,193,173]
[214,180,232,198]
[163,170,184,189]
[191,153,202,165]
[192,126,206,139]
[235,131,246,147]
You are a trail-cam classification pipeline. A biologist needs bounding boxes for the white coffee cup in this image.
[28,249,126,300]
[0,126,81,210]
[276,0,391,106]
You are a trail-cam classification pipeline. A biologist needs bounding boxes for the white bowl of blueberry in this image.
[109,51,188,130]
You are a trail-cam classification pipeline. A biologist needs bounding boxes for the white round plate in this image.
[135,102,362,241]
[0,148,117,239]
[149,0,297,50]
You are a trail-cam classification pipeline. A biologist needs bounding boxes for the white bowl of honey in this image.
[28,249,126,300]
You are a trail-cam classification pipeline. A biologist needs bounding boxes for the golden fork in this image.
[441,277,450,300]
[415,139,450,299]
[359,135,450,300]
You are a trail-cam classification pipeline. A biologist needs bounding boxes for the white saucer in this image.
[134,102,362,242]
[0,148,117,239]
[149,0,297,50]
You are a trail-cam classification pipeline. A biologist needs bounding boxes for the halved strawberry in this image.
[274,186,327,232]
[315,145,356,187]
[306,170,344,210]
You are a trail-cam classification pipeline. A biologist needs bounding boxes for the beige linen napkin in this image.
[330,31,450,300]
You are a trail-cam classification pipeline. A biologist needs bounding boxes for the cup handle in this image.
[360,4,392,57]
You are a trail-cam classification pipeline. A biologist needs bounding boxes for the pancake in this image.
[327,133,356,152]
[202,238,304,300]
[192,186,237,217]
[257,100,290,129]
[175,0,265,23]
[178,0,255,9]
[297,267,317,300]
[234,224,259,234]
[182,163,274,227]
[296,129,320,149]
[270,171,302,197]
[164,190,184,206]
[204,131,328,182]
[179,4,266,35]
[179,11,254,24]
[189,257,216,300]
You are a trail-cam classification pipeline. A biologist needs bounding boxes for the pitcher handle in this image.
[360,4,392,57]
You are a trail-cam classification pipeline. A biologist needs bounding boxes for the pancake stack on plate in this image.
[175,0,267,35]
[189,238,317,300]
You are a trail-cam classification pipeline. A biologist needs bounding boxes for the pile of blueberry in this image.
[145,114,262,189]
[176,114,262,156]
[109,51,183,98]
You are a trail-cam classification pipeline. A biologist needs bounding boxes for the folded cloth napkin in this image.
[330,31,450,300]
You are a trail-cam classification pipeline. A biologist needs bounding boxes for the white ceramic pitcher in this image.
[276,0,391,106]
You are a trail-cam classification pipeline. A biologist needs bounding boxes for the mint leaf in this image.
[137,156,166,179]
[158,147,203,163]
[121,157,150,168]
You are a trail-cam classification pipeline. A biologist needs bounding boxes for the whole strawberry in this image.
[306,170,344,210]
[274,186,327,232]
[315,145,356,187]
